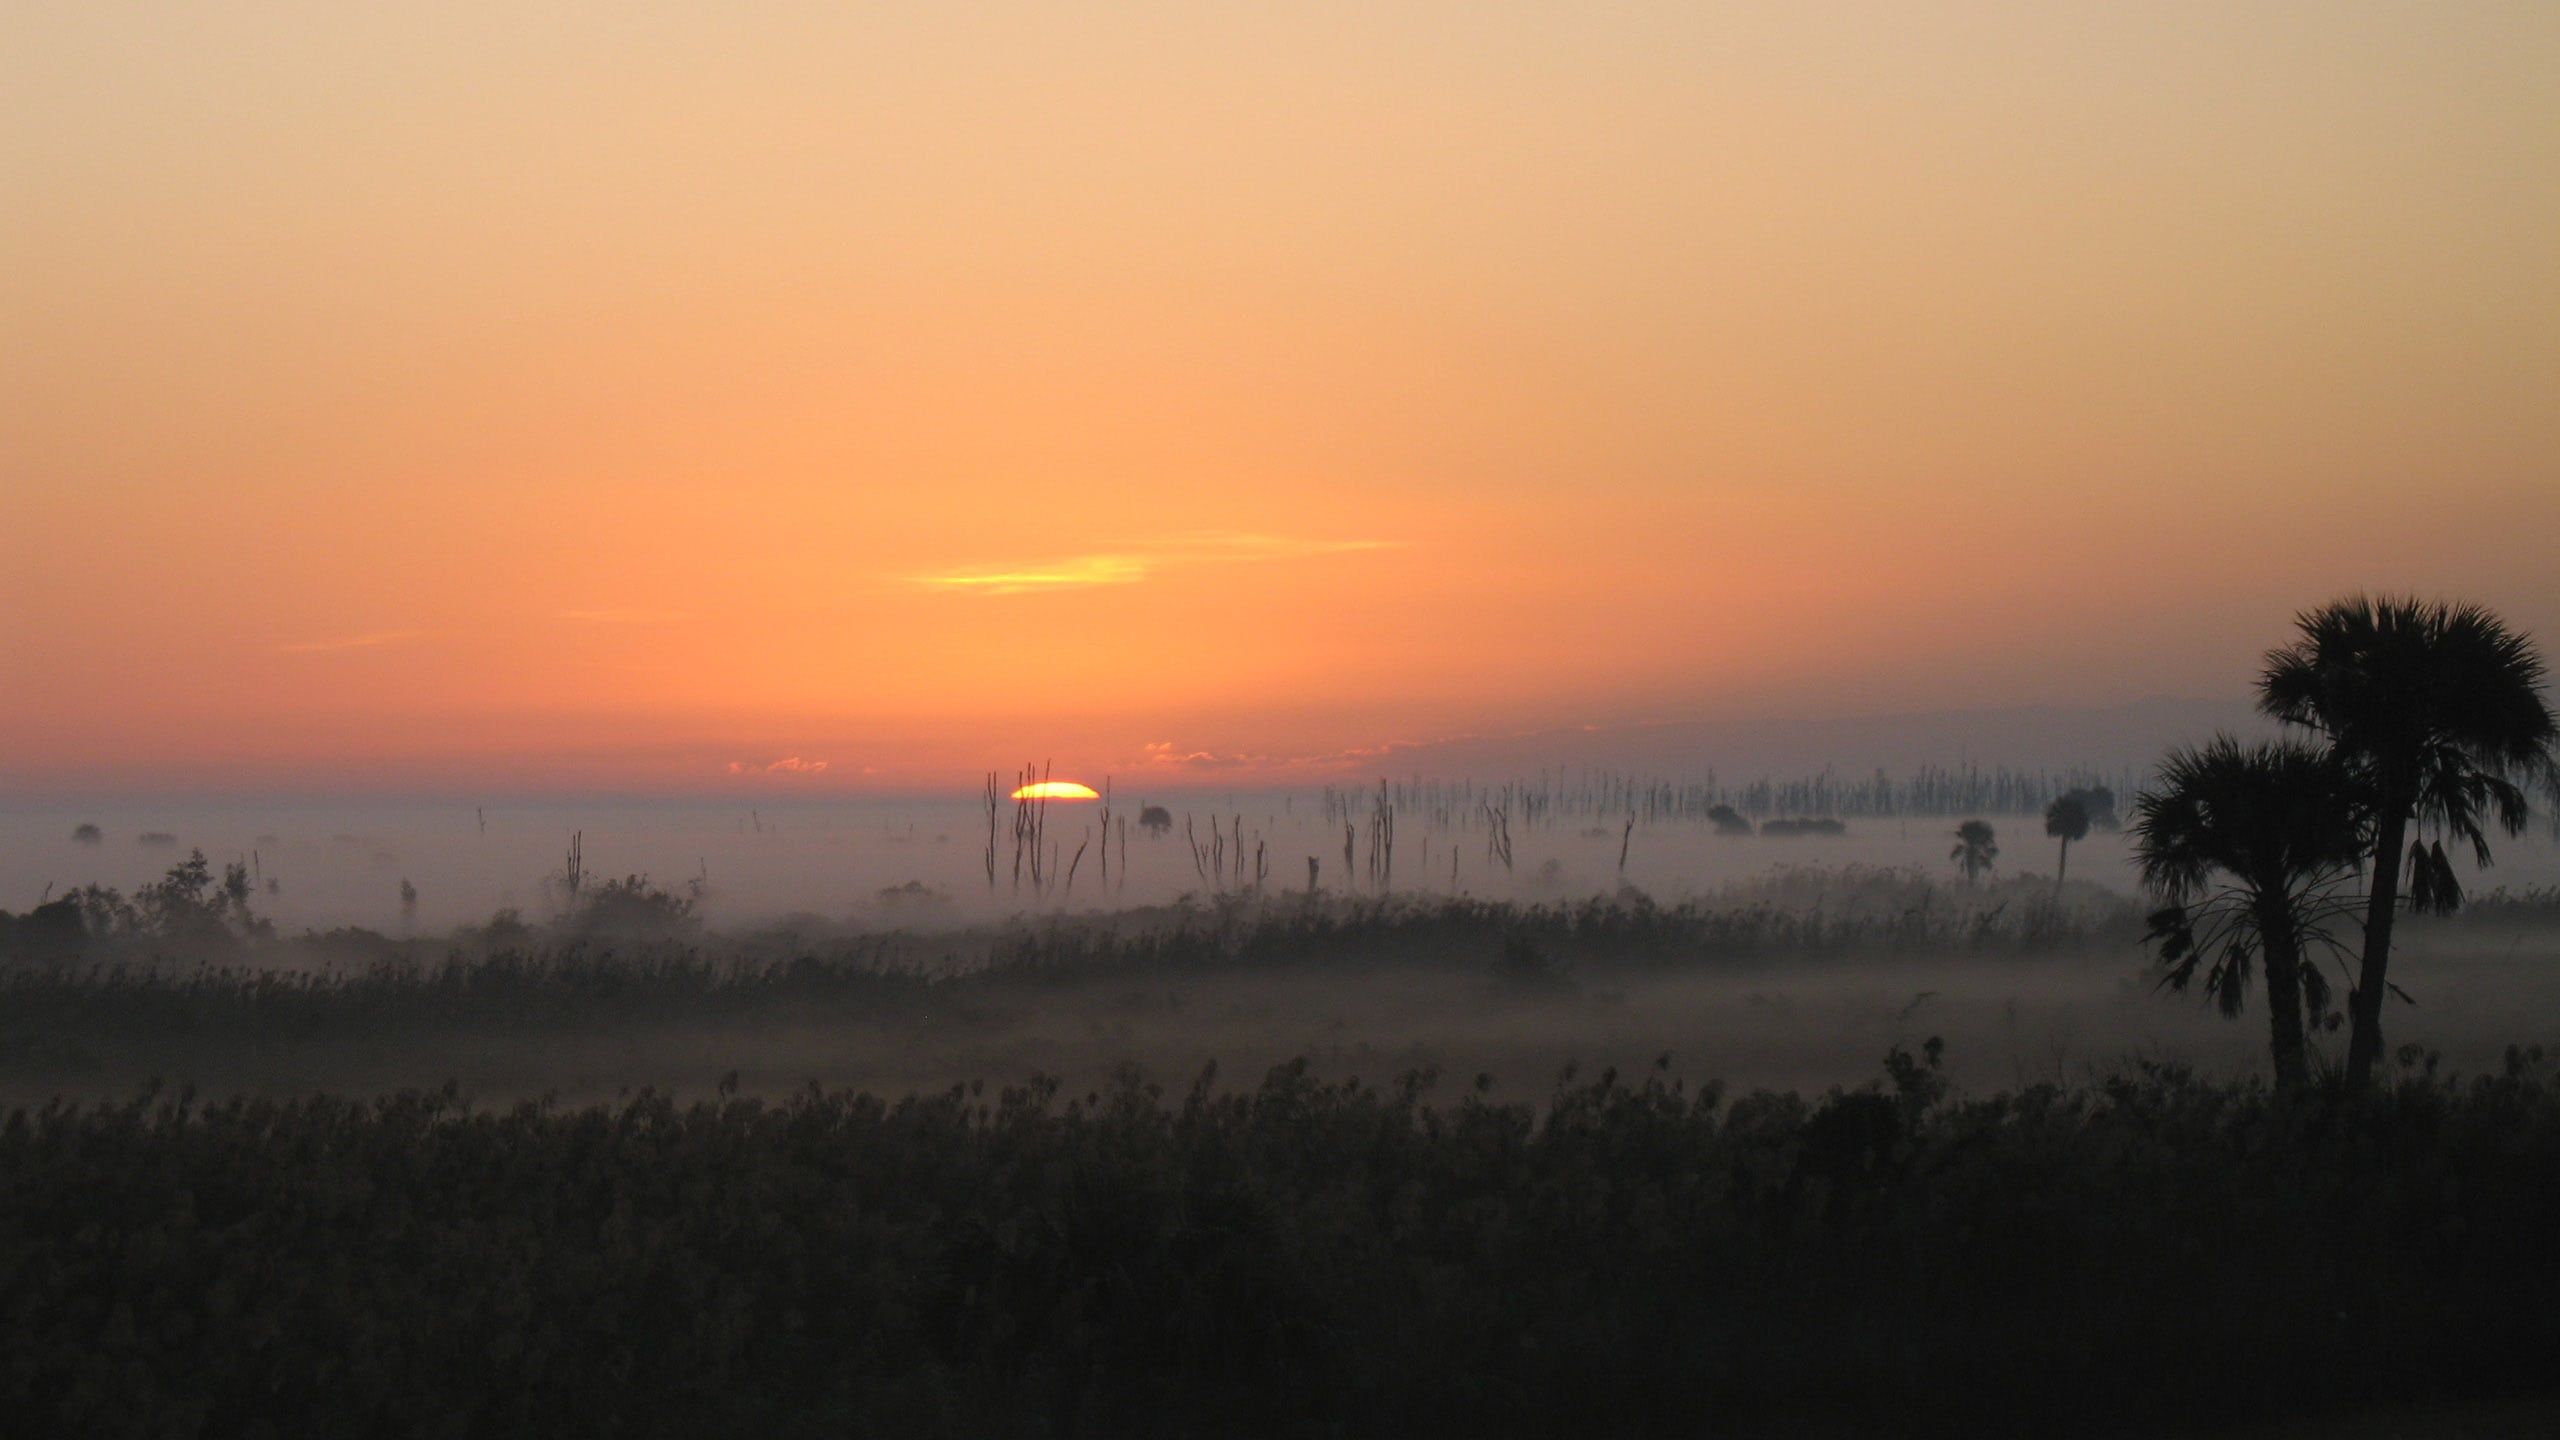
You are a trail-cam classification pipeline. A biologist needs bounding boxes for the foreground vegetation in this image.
[4,1046,2556,1436]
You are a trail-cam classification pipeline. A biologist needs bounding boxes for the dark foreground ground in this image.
[2203,1400,2560,1438]
[6,1047,2558,1438]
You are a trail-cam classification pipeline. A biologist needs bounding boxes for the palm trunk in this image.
[2055,836,2070,894]
[2254,890,2310,1091]
[2345,804,2409,1089]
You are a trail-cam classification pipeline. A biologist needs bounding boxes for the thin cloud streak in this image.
[909,534,1399,596]
[911,555,1151,595]
[726,756,830,776]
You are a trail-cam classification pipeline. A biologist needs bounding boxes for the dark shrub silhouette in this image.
[0,897,86,965]
[1138,805,1173,836]
[1950,820,1997,884]
[568,874,699,941]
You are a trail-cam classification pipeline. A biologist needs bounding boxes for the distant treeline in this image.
[3,1048,2555,1436]
[1323,764,2141,829]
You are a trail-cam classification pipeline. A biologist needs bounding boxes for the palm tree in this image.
[2060,785,2120,831]
[2259,597,2557,1086]
[2131,737,2367,1089]
[2044,794,2090,894]
[1950,820,1997,885]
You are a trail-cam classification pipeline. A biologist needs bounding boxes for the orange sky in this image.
[5,4,2557,794]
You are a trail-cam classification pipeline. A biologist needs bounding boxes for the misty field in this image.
[5,858,2558,1106]
[6,818,2560,1434]
[1,776,2207,934]
[8,782,2557,1111]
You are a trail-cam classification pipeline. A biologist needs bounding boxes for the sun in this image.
[1011,781,1101,801]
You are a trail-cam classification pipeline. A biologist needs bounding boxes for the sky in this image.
[5,4,2556,795]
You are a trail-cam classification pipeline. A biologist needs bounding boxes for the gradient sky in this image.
[6,4,2556,794]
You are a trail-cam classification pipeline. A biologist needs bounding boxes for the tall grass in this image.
[3,1046,2555,1435]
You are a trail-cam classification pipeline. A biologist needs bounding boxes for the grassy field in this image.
[6,1046,2558,1436]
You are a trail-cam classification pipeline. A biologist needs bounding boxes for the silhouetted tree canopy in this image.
[2044,794,2090,889]
[1949,820,1997,885]
[2131,736,2366,1088]
[2259,595,2556,1086]
[2058,786,2118,831]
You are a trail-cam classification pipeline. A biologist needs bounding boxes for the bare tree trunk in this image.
[2346,805,2409,1088]
[2254,891,2310,1091]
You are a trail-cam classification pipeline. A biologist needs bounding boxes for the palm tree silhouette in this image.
[1949,819,1997,885]
[2259,597,2557,1086]
[2131,737,2366,1089]
[2043,794,2090,894]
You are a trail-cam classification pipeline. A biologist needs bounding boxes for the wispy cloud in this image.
[726,757,830,776]
[910,554,1150,596]
[277,629,430,655]
[1141,742,1254,771]
[909,533,1399,596]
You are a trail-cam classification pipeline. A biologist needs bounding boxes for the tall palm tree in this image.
[2044,794,2090,894]
[2259,597,2557,1086]
[1950,819,1997,885]
[2131,737,2367,1090]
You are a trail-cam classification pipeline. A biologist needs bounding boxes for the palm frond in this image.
[2406,839,2463,916]
[2265,595,2555,834]
[2130,735,2364,1026]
